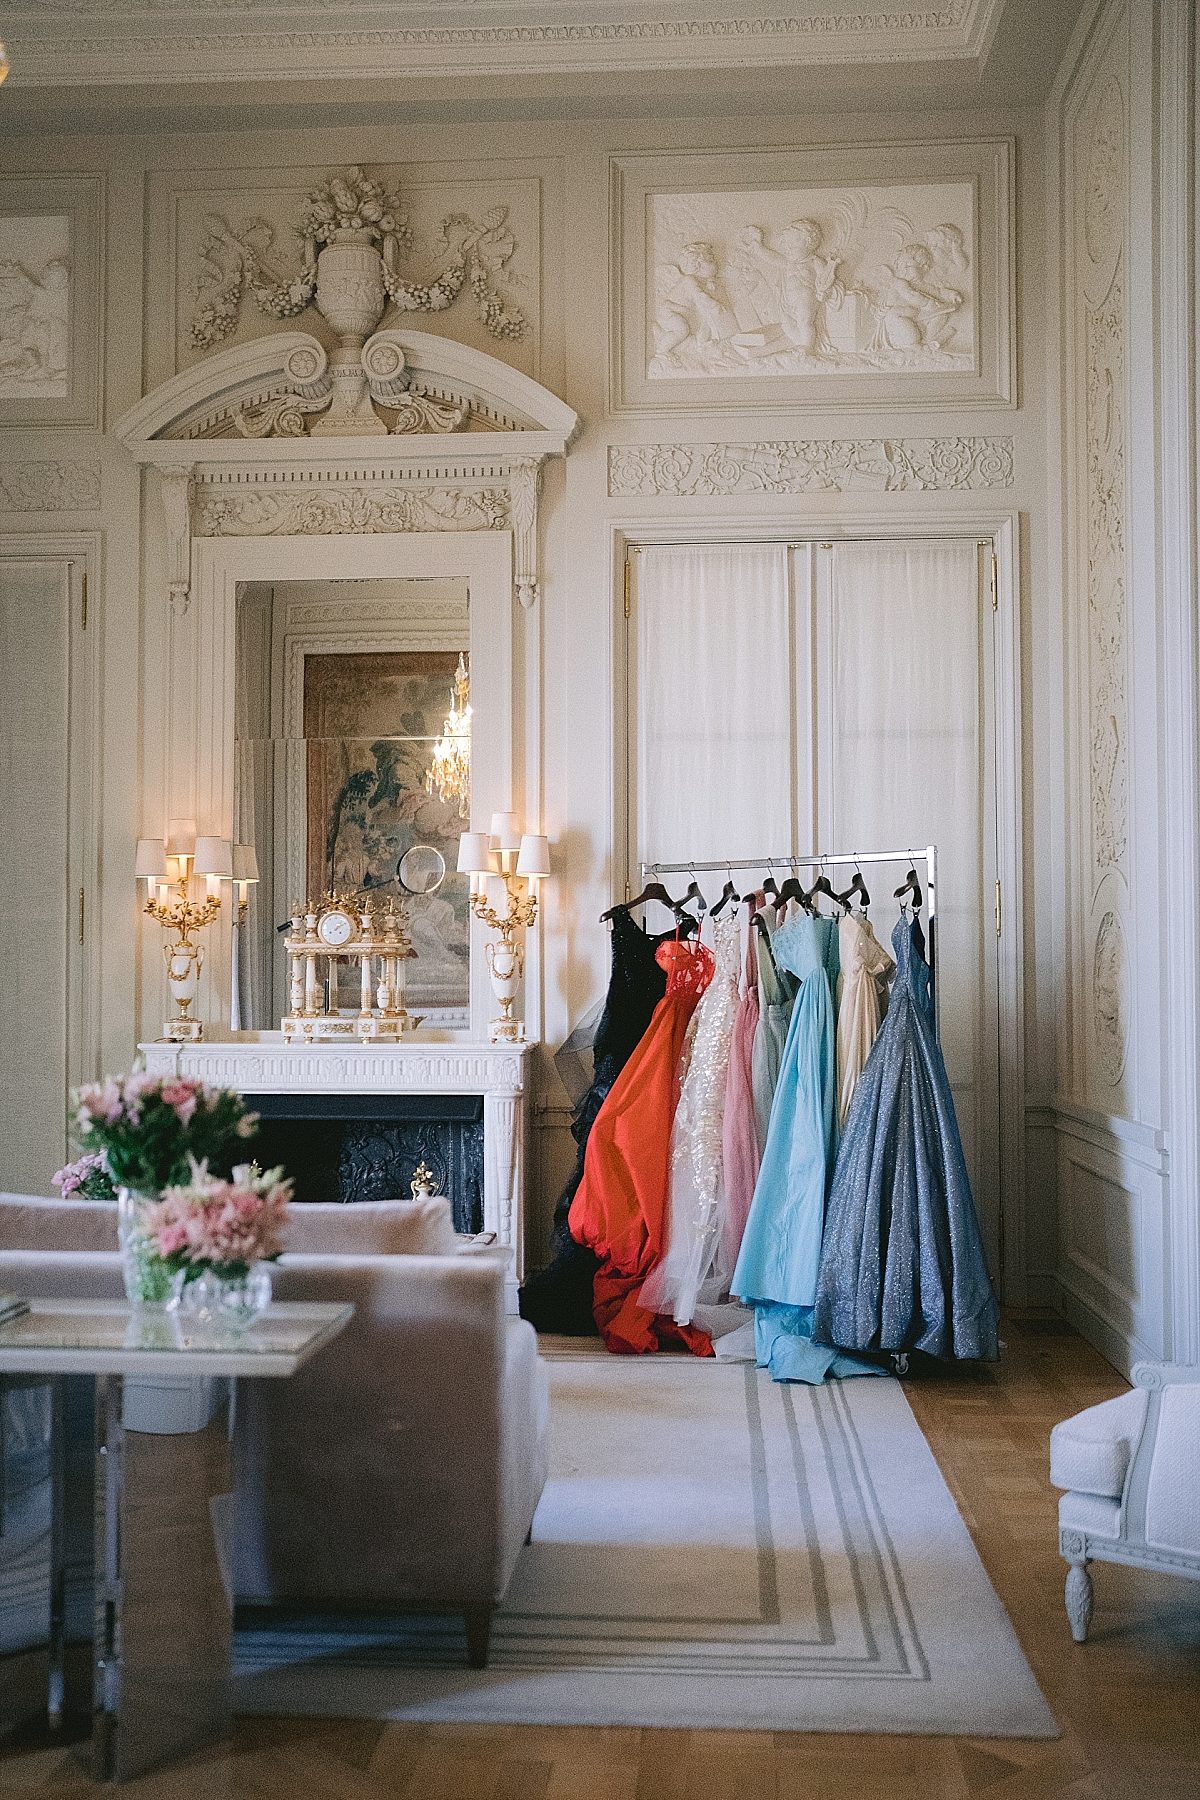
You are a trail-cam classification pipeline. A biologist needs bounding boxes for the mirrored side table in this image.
[0,1299,352,1782]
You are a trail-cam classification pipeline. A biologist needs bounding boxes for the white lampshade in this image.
[457,831,494,875]
[193,835,233,878]
[232,843,259,884]
[516,833,551,879]
[489,810,522,854]
[166,817,197,858]
[135,837,167,880]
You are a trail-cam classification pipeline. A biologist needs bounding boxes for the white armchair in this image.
[1050,1361,1200,1641]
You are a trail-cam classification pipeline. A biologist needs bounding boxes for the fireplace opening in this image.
[249,1092,484,1232]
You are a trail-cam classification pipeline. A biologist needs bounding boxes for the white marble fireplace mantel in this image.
[139,1035,532,1282]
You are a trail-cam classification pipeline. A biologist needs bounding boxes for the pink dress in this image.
[721,899,762,1276]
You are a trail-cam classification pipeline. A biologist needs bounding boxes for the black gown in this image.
[519,909,694,1334]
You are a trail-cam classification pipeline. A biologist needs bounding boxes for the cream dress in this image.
[836,913,895,1126]
[639,911,742,1327]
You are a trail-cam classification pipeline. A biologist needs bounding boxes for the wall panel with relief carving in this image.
[0,177,103,428]
[611,140,1012,415]
[145,161,544,391]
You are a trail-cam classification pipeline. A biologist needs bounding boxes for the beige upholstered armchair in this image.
[1049,1361,1200,1642]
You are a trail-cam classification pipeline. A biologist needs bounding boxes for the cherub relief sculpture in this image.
[648,195,973,379]
[652,241,739,361]
[0,253,70,395]
[870,226,968,353]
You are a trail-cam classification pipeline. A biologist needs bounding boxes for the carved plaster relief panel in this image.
[0,178,102,427]
[0,214,70,399]
[0,459,101,512]
[608,435,1013,497]
[647,183,975,380]
[150,164,542,390]
[612,141,1012,415]
[1066,15,1132,1102]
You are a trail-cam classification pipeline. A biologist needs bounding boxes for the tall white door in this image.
[0,557,92,1194]
[628,535,1002,1275]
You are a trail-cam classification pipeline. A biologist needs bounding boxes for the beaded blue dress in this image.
[731,913,879,1384]
[811,914,999,1361]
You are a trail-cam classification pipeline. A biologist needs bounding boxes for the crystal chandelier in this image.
[425,653,472,816]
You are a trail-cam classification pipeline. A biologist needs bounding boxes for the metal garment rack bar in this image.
[638,845,940,1042]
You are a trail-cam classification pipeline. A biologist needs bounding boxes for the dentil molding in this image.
[0,458,101,512]
[608,436,1014,498]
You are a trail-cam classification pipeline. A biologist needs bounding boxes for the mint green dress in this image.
[749,917,796,1155]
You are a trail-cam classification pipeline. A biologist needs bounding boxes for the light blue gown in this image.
[731,914,879,1384]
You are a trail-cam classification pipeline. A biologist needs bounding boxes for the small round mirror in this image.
[397,844,447,895]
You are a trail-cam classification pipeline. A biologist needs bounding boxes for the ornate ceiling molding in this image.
[608,435,1014,497]
[114,328,577,614]
[6,1,999,86]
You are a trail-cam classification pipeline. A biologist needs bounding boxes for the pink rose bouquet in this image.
[71,1071,259,1194]
[144,1161,292,1282]
[52,1152,118,1203]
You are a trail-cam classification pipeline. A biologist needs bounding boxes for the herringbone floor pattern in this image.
[2,1314,1197,1798]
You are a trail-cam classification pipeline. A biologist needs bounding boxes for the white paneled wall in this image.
[0,41,1193,1361]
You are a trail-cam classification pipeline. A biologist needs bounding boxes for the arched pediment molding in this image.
[113,329,579,451]
[113,329,579,612]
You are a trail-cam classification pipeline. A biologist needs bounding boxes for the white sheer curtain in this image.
[634,543,793,872]
[818,537,988,1207]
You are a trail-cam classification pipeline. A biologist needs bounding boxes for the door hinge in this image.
[81,571,88,631]
[989,550,999,613]
[625,878,632,903]
[623,560,632,621]
[994,879,1002,938]
[79,888,86,945]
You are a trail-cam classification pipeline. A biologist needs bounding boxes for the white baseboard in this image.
[1057,1278,1152,1380]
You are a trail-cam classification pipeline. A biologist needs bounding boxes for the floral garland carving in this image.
[193,484,510,537]
[608,436,1013,497]
[0,459,102,511]
[190,166,526,351]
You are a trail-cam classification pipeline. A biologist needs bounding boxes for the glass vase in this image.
[169,1265,272,1335]
[116,1187,173,1305]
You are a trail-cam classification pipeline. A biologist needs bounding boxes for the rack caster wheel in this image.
[890,1352,909,1376]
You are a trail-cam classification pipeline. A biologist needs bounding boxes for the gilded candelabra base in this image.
[471,876,538,1045]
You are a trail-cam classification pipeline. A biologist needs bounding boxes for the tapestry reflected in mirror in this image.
[233,577,472,1031]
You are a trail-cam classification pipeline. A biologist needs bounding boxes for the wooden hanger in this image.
[680,868,709,916]
[834,870,871,913]
[894,865,923,911]
[601,878,683,923]
[711,876,741,917]
[805,871,839,912]
[774,871,810,914]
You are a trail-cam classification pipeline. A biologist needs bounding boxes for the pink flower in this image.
[160,1079,198,1126]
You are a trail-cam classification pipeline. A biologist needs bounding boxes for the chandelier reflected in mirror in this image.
[425,652,472,817]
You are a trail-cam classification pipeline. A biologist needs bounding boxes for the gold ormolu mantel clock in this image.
[283,892,420,1042]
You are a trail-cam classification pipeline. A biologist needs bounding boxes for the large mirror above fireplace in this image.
[233,576,473,1032]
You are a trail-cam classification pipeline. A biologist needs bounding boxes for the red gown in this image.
[568,936,716,1356]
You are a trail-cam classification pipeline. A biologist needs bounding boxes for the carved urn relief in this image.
[311,227,391,435]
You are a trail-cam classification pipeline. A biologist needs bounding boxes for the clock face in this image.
[318,908,356,948]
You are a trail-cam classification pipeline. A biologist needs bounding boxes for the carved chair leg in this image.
[1065,1557,1093,1643]
[465,1605,494,1669]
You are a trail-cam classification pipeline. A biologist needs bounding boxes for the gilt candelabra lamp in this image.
[136,821,232,1042]
[457,812,550,1044]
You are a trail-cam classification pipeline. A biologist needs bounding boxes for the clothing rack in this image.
[638,845,940,1043]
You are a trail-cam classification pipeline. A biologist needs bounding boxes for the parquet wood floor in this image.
[2,1315,1198,1798]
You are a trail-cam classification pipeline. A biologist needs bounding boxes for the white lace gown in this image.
[836,911,895,1126]
[639,912,742,1326]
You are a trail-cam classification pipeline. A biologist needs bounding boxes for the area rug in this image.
[233,1355,1057,1736]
